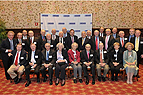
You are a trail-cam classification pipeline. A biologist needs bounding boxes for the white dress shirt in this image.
[13,51,21,65]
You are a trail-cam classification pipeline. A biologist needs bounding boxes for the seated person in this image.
[55,43,69,86]
[25,43,42,87]
[80,44,95,85]
[109,42,123,81]
[68,42,82,83]
[7,44,26,84]
[40,43,56,85]
[95,43,109,82]
[123,42,138,84]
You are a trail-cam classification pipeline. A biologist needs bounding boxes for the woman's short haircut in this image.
[113,42,120,46]
[56,43,64,49]
[71,42,78,48]
[125,42,134,49]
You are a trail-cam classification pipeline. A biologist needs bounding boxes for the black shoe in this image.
[43,77,47,82]
[111,77,114,81]
[15,78,22,84]
[85,79,89,85]
[61,80,65,86]
[37,78,40,83]
[14,76,18,83]
[79,79,83,83]
[102,77,106,82]
[25,81,31,87]
[98,76,101,82]
[73,79,77,83]
[115,77,118,81]
[55,78,59,86]
[92,80,95,85]
[50,80,53,85]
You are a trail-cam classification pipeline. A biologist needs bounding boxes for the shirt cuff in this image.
[64,59,67,63]
[5,49,8,53]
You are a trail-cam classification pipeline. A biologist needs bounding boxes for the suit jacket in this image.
[99,32,106,37]
[94,49,109,64]
[28,50,42,66]
[43,39,56,50]
[56,49,69,63]
[111,33,119,39]
[37,35,46,50]
[55,37,66,47]
[80,49,94,64]
[68,49,80,65]
[115,37,128,52]
[41,49,56,65]
[16,39,26,50]
[63,32,70,38]
[103,35,116,52]
[91,36,103,51]
[126,35,135,42]
[65,35,78,50]
[78,37,89,51]
[25,37,39,52]
[10,49,27,66]
[51,34,59,40]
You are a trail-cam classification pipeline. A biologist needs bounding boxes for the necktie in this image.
[96,37,98,50]
[72,37,74,43]
[87,52,89,59]
[82,38,84,45]
[15,52,19,66]
[100,51,103,63]
[135,37,139,51]
[61,38,62,43]
[53,35,55,40]
[30,38,32,43]
[19,39,22,44]
[105,36,108,50]
[46,51,49,60]
[42,36,45,41]
[122,38,124,47]
[10,40,14,50]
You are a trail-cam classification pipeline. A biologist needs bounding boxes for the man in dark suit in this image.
[51,28,58,41]
[99,27,106,37]
[81,44,95,85]
[56,31,66,47]
[0,31,17,80]
[115,31,128,52]
[62,27,70,38]
[22,30,28,40]
[25,43,42,87]
[91,30,103,51]
[7,44,26,84]
[25,30,39,52]
[37,29,46,50]
[86,30,92,39]
[111,27,119,39]
[95,43,109,82]
[43,33,56,50]
[127,28,135,42]
[65,29,78,50]
[40,43,56,85]
[103,29,116,52]
[16,32,26,50]
[78,31,89,51]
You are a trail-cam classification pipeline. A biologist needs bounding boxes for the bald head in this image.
[59,31,64,37]
[28,30,34,37]
[112,27,117,34]
[100,27,104,33]
[46,33,51,40]
[87,30,92,36]
[81,31,86,38]
[51,29,56,35]
[22,30,27,36]
[62,27,67,34]
[119,31,125,38]
[41,29,46,36]
[135,30,141,37]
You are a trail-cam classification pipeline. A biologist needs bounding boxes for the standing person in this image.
[16,32,26,50]
[55,43,69,86]
[86,30,92,39]
[22,30,28,40]
[111,27,119,39]
[62,27,70,38]
[127,28,135,42]
[56,31,66,47]
[7,44,26,84]
[99,27,106,37]
[0,31,17,80]
[51,29,58,40]
[123,42,138,84]
[68,42,82,83]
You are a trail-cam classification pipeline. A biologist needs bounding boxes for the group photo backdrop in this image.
[41,14,92,37]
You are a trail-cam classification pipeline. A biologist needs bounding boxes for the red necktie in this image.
[72,37,74,43]
[100,51,103,63]
[96,37,98,50]
[122,38,124,47]
[87,52,89,59]
[30,38,32,44]
[15,52,19,66]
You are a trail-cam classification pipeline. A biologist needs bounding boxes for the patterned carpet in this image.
[0,65,143,94]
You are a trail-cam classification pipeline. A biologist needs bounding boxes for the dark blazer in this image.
[111,33,119,39]
[43,39,56,50]
[68,49,80,65]
[41,49,56,65]
[56,49,69,63]
[10,49,27,66]
[94,49,109,64]
[25,37,39,52]
[37,35,46,50]
[80,49,94,64]
[126,35,135,42]
[28,50,42,66]
[16,39,26,50]
[78,37,89,51]
[103,35,116,52]
[115,37,128,52]
[91,36,103,51]
[99,32,106,37]
[55,37,66,47]
[51,34,59,40]
[65,35,78,50]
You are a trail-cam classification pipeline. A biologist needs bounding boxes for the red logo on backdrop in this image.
[35,22,38,26]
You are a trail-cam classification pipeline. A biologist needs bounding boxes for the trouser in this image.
[96,64,109,77]
[71,63,82,78]
[7,64,25,79]
[83,63,95,79]
[40,65,53,80]
[55,63,67,80]
[25,64,41,81]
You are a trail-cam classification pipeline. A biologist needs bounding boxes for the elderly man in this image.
[62,27,70,38]
[86,30,92,39]
[78,31,89,51]
[16,32,26,50]
[91,30,103,51]
[51,29,58,40]
[56,31,66,46]
[7,44,26,84]
[95,43,109,82]
[99,27,106,37]
[127,28,135,42]
[0,31,17,80]
[22,30,28,40]
[111,27,119,39]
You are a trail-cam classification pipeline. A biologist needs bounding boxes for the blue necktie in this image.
[46,51,49,60]
[10,40,14,50]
